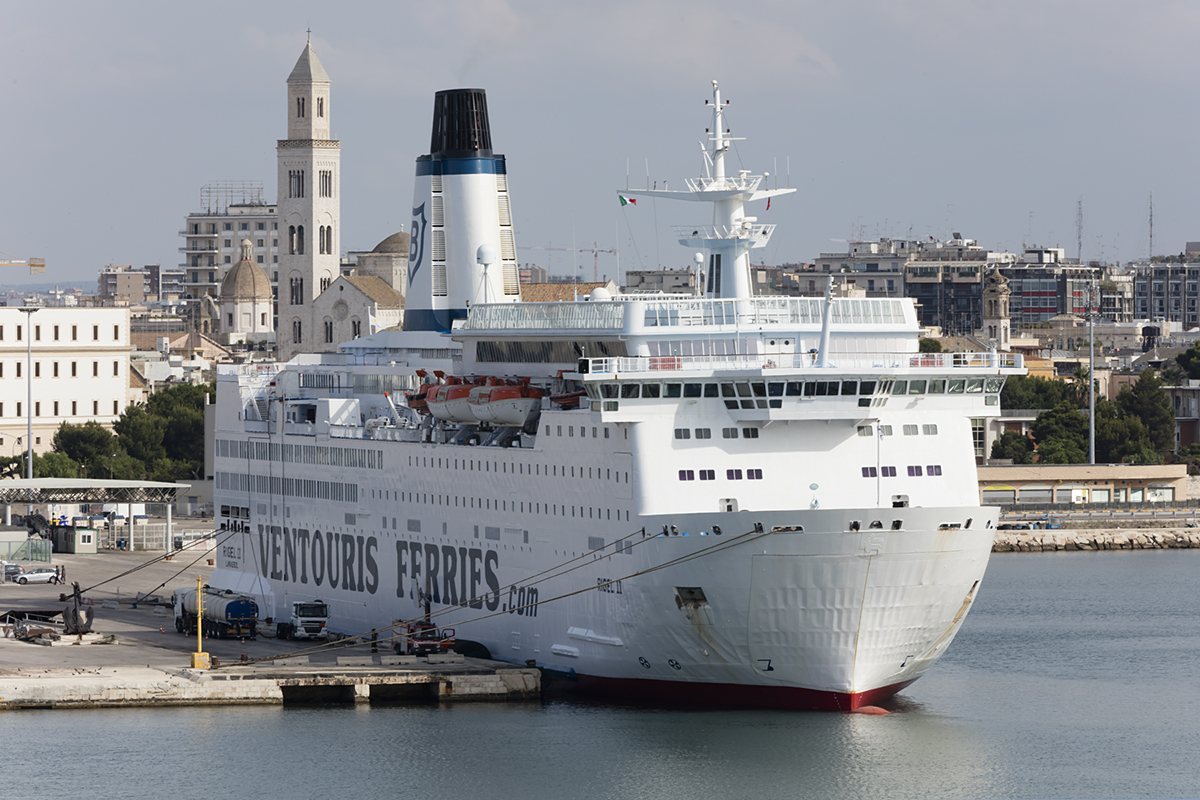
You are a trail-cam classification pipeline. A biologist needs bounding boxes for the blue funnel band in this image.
[415,156,507,176]
[403,307,468,333]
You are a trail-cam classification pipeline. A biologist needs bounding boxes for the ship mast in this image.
[626,81,796,299]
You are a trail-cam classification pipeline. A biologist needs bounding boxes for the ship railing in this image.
[639,296,910,328]
[673,223,775,244]
[582,351,1023,375]
[460,302,625,331]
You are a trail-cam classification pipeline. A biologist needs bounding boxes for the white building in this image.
[311,275,401,352]
[218,240,275,346]
[277,42,340,362]
[0,307,132,455]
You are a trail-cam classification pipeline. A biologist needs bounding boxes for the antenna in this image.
[1149,193,1154,261]
[1076,197,1083,262]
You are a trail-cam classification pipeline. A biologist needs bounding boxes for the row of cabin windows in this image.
[857,424,939,436]
[400,490,629,521]
[0,400,118,417]
[406,453,629,483]
[0,324,119,342]
[546,424,622,440]
[680,468,763,481]
[2,361,119,378]
[591,377,1004,402]
[675,427,760,440]
[861,465,943,477]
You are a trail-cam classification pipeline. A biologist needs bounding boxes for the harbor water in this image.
[4,549,1199,800]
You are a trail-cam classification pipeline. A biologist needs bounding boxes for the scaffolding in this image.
[200,181,266,215]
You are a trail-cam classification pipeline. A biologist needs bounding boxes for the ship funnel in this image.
[405,88,520,332]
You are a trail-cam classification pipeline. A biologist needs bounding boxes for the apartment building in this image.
[0,307,132,455]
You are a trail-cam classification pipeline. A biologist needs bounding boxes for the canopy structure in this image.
[0,479,190,505]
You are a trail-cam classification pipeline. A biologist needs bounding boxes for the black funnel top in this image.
[430,89,492,158]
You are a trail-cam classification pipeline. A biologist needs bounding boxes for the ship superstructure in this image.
[209,84,1023,710]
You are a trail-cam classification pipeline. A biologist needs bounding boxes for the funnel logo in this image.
[408,203,428,284]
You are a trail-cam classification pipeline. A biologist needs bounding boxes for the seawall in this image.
[992,528,1200,552]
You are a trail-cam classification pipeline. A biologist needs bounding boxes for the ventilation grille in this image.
[502,262,520,296]
[496,174,508,192]
[432,195,444,226]
[497,194,512,226]
[499,229,516,261]
[432,230,446,261]
[431,174,443,193]
[432,261,448,296]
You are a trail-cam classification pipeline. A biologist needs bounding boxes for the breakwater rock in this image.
[993,528,1200,552]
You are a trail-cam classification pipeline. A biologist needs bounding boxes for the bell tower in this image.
[277,40,340,360]
[981,267,1011,350]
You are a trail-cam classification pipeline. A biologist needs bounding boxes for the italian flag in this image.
[618,194,637,207]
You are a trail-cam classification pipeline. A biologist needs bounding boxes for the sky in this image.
[2,0,1199,288]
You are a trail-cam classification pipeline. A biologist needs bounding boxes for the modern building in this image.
[179,183,280,304]
[0,307,132,456]
[624,267,697,294]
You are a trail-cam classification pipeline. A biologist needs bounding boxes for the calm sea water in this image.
[4,550,1200,800]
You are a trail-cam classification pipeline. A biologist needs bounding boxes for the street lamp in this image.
[19,308,37,505]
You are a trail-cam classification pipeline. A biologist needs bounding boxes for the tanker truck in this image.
[173,586,258,639]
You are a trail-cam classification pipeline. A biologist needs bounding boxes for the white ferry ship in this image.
[210,83,1023,710]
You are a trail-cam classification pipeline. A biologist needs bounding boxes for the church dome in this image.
[372,231,410,254]
[220,239,272,299]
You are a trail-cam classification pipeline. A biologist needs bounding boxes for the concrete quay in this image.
[993,527,1200,552]
[0,551,539,710]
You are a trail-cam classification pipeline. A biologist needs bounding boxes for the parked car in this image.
[15,567,59,585]
[3,563,25,581]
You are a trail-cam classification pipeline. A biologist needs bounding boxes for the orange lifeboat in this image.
[426,378,479,424]
[469,379,544,426]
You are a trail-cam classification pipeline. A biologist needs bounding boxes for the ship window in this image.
[841,380,857,395]
[721,383,736,397]
[903,425,918,436]
[601,384,619,399]
[723,428,738,439]
[768,382,784,397]
[674,428,690,439]
[678,470,695,481]
[704,384,719,398]
[948,379,966,394]
[907,465,923,476]
[986,395,999,405]
[862,467,878,477]
[665,383,682,398]
[891,519,903,529]
[803,382,817,397]
[699,469,715,480]
[985,378,1004,393]
[726,469,743,480]
[879,425,893,436]
[923,424,938,435]
[927,465,943,476]
[814,381,827,396]
[966,378,984,393]
[620,384,640,399]
[929,379,947,393]
[735,382,752,397]
[684,383,702,398]
[891,381,908,395]
[881,466,897,477]
[584,385,600,400]
[785,382,802,396]
[858,398,872,407]
[870,520,883,529]
[605,428,610,438]
[748,469,762,479]
[751,382,767,397]
[908,380,927,394]
[604,401,619,411]
[643,384,660,398]
[849,521,860,531]
[569,427,574,437]
[545,426,550,436]
[857,425,872,437]
[742,428,759,439]
[859,380,877,394]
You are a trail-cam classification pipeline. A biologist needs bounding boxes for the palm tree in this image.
[1160,365,1187,387]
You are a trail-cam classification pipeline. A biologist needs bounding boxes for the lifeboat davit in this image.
[426,379,478,424]
[469,380,544,427]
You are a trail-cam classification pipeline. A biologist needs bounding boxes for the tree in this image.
[919,337,943,353]
[1177,343,1200,379]
[114,405,167,464]
[1116,369,1175,453]
[36,451,81,478]
[52,421,117,473]
[991,430,1032,463]
[1161,365,1187,387]
[1031,402,1088,463]
[1000,375,1075,411]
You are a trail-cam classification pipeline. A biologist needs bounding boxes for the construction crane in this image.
[0,253,46,274]
[517,242,616,281]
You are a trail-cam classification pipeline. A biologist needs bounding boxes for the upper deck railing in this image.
[580,350,1023,375]
[458,296,913,334]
